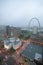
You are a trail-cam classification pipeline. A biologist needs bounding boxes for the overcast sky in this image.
[0,0,43,27]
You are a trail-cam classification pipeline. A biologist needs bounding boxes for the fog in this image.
[0,0,43,27]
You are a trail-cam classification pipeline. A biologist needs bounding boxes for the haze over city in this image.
[0,0,43,27]
[0,1,43,65]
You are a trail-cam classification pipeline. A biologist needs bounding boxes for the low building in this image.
[6,56,19,65]
[13,38,21,50]
[22,43,42,62]
[39,31,43,37]
[4,39,12,49]
[32,26,38,34]
[4,37,22,50]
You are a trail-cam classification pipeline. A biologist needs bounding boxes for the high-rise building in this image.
[6,25,11,36]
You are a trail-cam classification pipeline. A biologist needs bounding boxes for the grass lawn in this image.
[8,47,15,54]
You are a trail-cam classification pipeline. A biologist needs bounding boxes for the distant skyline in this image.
[0,0,43,27]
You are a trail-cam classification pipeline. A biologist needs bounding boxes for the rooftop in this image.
[14,40,20,45]
[5,40,10,45]
[30,34,43,42]
[22,43,42,61]
[6,57,18,65]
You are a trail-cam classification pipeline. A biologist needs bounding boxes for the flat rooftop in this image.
[30,34,43,42]
[22,43,43,61]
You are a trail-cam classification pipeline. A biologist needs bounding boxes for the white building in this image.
[13,38,21,50]
[4,31,15,49]
[10,37,15,43]
[4,31,22,50]
[4,39,12,49]
[32,26,38,34]
[4,36,15,49]
[4,37,21,50]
